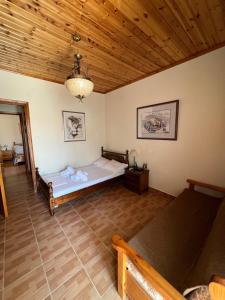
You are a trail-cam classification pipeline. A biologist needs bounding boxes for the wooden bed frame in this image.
[36,147,129,216]
[112,179,225,300]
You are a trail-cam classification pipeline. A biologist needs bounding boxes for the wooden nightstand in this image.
[124,168,149,194]
[1,150,13,161]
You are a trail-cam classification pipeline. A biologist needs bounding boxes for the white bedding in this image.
[41,164,125,198]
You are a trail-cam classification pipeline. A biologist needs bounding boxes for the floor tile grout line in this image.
[29,214,53,300]
[71,204,117,297]
[54,214,102,299]
[71,204,114,254]
[72,194,131,240]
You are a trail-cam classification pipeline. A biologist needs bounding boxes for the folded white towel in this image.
[60,166,75,178]
[71,169,88,182]
[76,170,88,176]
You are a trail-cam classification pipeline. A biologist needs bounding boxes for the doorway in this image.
[0,99,36,190]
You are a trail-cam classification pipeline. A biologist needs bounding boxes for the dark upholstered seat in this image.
[187,199,225,287]
[129,189,222,292]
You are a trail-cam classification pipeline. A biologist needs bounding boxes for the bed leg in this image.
[35,167,40,192]
[49,207,55,216]
[118,250,127,299]
[48,182,55,216]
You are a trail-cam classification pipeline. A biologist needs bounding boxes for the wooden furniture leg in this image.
[35,167,40,191]
[0,163,8,218]
[118,250,127,299]
[48,182,55,216]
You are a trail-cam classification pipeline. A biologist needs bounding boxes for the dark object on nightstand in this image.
[124,168,149,194]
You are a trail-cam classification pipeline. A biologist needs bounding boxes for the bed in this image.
[36,147,129,215]
[13,142,25,165]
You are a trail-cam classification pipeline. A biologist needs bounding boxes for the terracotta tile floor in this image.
[0,172,172,300]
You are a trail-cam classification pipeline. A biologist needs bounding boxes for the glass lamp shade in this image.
[65,75,94,100]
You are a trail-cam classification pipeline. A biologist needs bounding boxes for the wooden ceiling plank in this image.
[0,38,135,85]
[0,47,70,75]
[0,43,127,86]
[58,0,167,69]
[164,0,207,51]
[109,0,186,60]
[206,0,225,43]
[26,0,162,72]
[0,53,69,79]
[175,0,212,49]
[8,0,156,73]
[148,0,199,53]
[0,58,113,91]
[188,0,221,46]
[137,0,196,56]
[0,14,141,82]
[0,60,65,81]
[2,0,148,76]
[0,0,224,93]
[0,61,108,93]
[70,0,176,65]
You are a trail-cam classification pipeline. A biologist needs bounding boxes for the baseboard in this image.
[149,186,175,200]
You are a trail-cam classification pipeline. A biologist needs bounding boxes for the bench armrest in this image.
[187,179,225,194]
[112,234,185,300]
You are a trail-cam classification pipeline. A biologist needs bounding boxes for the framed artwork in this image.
[137,100,179,140]
[63,111,86,142]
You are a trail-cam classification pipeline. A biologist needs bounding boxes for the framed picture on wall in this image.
[63,111,86,142]
[137,100,179,140]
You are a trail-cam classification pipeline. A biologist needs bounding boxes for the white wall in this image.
[0,114,22,150]
[106,47,225,196]
[0,71,106,174]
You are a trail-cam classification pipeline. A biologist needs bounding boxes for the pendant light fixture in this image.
[65,34,94,102]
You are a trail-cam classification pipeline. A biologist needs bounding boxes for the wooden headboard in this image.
[101,146,129,164]
[13,142,23,146]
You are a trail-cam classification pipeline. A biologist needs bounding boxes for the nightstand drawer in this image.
[125,174,140,184]
[124,169,149,194]
[124,181,140,193]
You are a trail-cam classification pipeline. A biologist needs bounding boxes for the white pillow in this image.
[60,165,75,177]
[103,160,128,172]
[93,157,109,167]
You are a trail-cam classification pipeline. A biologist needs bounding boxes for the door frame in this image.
[0,98,36,191]
[0,111,30,173]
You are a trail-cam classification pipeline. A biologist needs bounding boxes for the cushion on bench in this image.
[129,189,221,292]
[186,198,225,287]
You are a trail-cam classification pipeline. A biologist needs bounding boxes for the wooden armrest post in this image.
[209,282,225,300]
[117,249,127,299]
[189,182,195,190]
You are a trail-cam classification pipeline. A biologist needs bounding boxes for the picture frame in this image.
[137,100,179,140]
[62,111,86,142]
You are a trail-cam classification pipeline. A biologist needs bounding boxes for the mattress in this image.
[41,164,124,198]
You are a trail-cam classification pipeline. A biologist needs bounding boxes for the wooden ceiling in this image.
[0,0,225,93]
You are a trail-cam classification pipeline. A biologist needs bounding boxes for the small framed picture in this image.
[63,111,86,142]
[137,100,179,140]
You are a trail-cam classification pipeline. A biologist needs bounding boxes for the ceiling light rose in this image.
[65,53,94,102]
